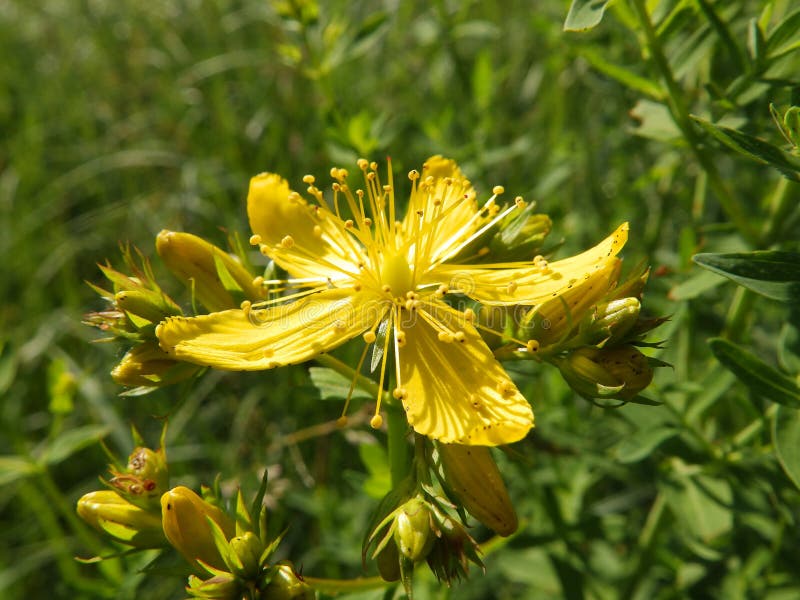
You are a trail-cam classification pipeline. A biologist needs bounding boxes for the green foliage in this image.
[2,0,800,599]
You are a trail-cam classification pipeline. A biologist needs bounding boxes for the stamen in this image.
[280,235,295,249]
[370,414,383,429]
[249,234,262,245]
[526,339,540,353]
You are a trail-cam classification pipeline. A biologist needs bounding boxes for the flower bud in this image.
[156,230,263,311]
[114,288,181,327]
[228,531,264,580]
[520,260,620,349]
[437,443,518,536]
[556,345,654,400]
[425,512,483,585]
[186,572,241,600]
[393,497,434,562]
[110,342,201,388]
[161,486,235,572]
[77,490,165,548]
[580,297,641,346]
[261,562,315,600]
[481,208,552,263]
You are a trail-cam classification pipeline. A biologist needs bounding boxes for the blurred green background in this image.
[2,0,800,598]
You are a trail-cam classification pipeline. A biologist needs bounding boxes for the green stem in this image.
[760,176,795,245]
[622,492,667,598]
[721,287,755,343]
[630,0,757,244]
[314,353,384,401]
[731,403,778,449]
[304,575,387,595]
[387,405,412,487]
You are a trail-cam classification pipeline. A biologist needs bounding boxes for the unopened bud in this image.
[228,531,264,579]
[77,490,165,548]
[186,572,241,600]
[156,230,263,311]
[161,486,235,572]
[393,497,433,562]
[114,288,181,327]
[110,342,200,388]
[261,562,315,600]
[437,443,518,536]
[556,345,654,400]
[581,297,641,345]
[109,445,169,509]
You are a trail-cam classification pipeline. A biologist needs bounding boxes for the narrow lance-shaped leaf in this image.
[693,251,800,303]
[773,405,800,491]
[709,338,800,408]
[691,115,800,181]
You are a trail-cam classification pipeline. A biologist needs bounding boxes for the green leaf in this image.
[773,405,800,490]
[39,424,110,466]
[708,338,800,408]
[663,469,732,543]
[564,0,611,32]
[693,251,800,302]
[766,8,800,59]
[308,367,371,402]
[579,48,664,99]
[616,425,678,463]
[668,269,726,301]
[691,115,800,181]
[358,443,391,499]
[0,456,41,486]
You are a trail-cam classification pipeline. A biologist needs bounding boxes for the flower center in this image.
[380,250,414,297]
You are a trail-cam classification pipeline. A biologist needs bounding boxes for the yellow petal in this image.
[157,289,383,370]
[247,173,359,280]
[434,222,629,306]
[398,304,533,445]
[402,156,479,263]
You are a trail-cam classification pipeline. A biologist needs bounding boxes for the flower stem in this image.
[387,404,411,487]
[630,0,757,244]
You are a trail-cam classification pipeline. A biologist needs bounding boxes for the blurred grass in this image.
[2,0,800,599]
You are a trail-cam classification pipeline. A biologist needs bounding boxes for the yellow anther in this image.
[405,291,417,300]
[329,167,338,179]
[363,331,377,344]
[392,387,408,400]
[280,235,295,248]
[260,245,270,256]
[463,308,476,323]
[357,158,369,170]
[533,255,545,264]
[383,185,392,192]
[408,170,419,180]
[344,219,354,228]
[506,281,518,294]
[302,174,315,184]
[526,340,540,353]
[436,284,448,297]
[514,196,526,208]
[396,331,406,347]
[369,161,378,171]
[370,414,383,429]
[404,299,419,311]
[252,276,264,287]
[363,217,373,226]
[313,225,322,237]
[336,416,348,428]
[240,300,252,312]
[492,185,505,195]
[381,284,392,294]
[288,191,302,201]
[249,234,262,245]
[438,331,454,343]
[332,182,341,192]
[454,331,466,343]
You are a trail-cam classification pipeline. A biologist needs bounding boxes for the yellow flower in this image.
[157,157,628,445]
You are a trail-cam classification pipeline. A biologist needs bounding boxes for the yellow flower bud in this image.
[156,230,263,311]
[77,490,165,548]
[161,486,235,572]
[110,342,200,388]
[437,443,518,536]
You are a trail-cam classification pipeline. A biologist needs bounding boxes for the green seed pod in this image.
[161,486,235,572]
[556,345,654,400]
[77,490,165,548]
